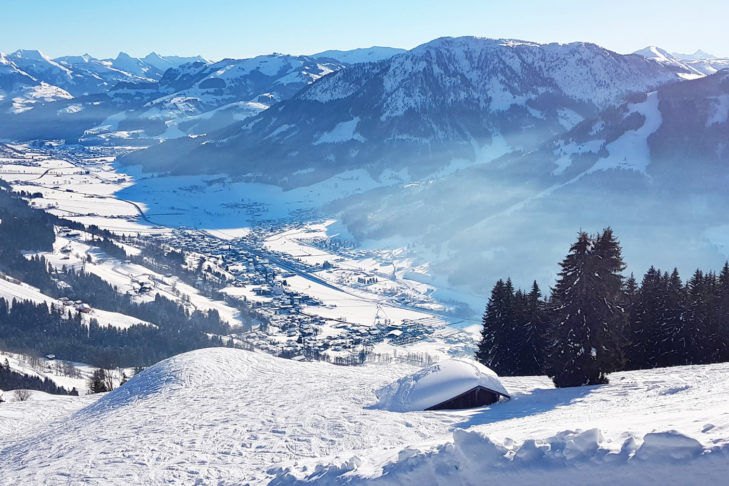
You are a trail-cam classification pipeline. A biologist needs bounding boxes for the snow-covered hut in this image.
[76,303,92,313]
[375,359,510,412]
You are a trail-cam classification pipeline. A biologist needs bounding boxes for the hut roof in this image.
[375,359,509,412]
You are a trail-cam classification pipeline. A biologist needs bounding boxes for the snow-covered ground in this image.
[0,348,727,485]
[0,274,153,329]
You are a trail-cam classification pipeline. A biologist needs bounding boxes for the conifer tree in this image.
[630,267,665,369]
[716,262,729,362]
[547,229,627,387]
[89,368,109,394]
[685,269,723,364]
[476,279,517,375]
[660,268,688,366]
[518,281,547,375]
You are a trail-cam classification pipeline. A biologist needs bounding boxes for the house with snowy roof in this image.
[375,359,510,412]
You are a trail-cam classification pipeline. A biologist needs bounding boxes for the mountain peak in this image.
[633,46,677,62]
[10,49,52,62]
[672,49,718,61]
[115,51,135,61]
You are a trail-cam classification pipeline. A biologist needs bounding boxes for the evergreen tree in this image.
[517,281,547,375]
[592,228,629,372]
[476,279,517,375]
[685,270,722,364]
[630,267,665,369]
[89,368,109,394]
[716,262,729,362]
[660,269,689,366]
[547,229,627,387]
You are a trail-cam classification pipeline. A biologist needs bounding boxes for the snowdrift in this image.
[374,359,509,412]
[272,428,728,486]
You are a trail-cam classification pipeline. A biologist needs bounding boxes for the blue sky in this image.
[1,0,727,59]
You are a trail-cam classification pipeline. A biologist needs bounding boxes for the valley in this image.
[0,142,477,373]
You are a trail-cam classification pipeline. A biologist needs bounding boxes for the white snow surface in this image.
[1,349,729,485]
[590,91,662,174]
[374,359,509,412]
[314,117,365,144]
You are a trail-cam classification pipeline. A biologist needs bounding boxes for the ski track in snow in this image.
[1,348,728,485]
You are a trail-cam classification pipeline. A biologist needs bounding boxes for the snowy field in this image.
[0,348,727,485]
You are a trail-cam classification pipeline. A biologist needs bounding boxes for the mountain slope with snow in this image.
[123,37,693,182]
[633,46,729,76]
[1,348,728,485]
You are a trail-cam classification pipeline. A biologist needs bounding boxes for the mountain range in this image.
[1,37,728,299]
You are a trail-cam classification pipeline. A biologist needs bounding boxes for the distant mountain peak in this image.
[10,49,53,62]
[312,46,406,64]
[633,46,677,62]
[672,49,718,61]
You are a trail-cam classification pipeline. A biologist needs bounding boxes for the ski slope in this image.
[1,348,728,485]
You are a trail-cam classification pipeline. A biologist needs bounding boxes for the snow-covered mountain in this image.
[0,50,342,141]
[124,37,695,181]
[633,46,729,76]
[104,51,163,80]
[312,46,407,64]
[140,52,207,72]
[0,52,73,116]
[71,53,346,142]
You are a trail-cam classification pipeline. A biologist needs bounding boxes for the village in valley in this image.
[0,141,478,379]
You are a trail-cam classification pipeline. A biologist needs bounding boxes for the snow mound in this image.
[0,348,454,484]
[374,359,509,412]
[273,427,728,486]
[80,347,259,415]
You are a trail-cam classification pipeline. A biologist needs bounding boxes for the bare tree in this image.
[103,371,115,392]
[14,390,31,402]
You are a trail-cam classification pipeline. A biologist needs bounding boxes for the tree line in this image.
[476,228,729,387]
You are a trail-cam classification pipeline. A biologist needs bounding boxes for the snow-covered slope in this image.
[1,348,728,485]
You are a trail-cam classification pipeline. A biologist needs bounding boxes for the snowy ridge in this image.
[312,46,407,64]
[632,46,728,77]
[301,37,691,110]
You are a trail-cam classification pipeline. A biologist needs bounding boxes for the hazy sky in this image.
[1,0,727,60]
